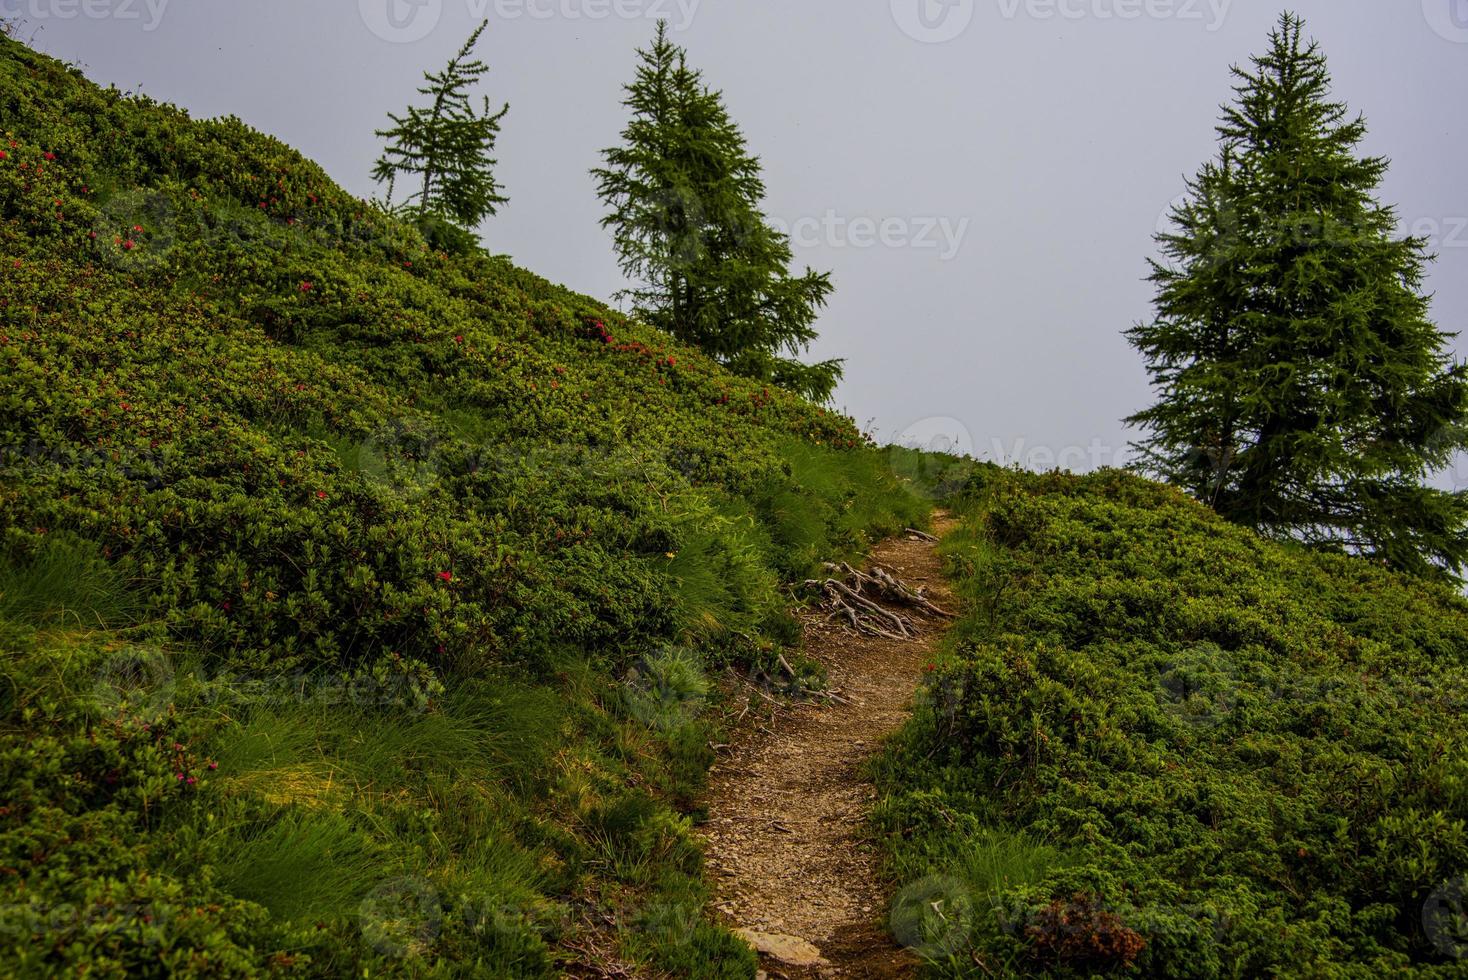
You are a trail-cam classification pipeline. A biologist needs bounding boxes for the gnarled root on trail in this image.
[803,561,955,640]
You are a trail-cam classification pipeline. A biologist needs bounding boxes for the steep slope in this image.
[0,37,927,978]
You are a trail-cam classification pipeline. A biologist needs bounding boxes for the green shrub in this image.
[878,465,1468,977]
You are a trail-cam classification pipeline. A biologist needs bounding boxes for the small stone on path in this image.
[734,929,830,967]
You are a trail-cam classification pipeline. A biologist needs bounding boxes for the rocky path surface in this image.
[700,515,958,979]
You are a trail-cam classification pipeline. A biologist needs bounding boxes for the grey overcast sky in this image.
[17,0,1468,477]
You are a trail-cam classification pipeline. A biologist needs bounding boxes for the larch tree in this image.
[373,20,508,250]
[593,22,841,402]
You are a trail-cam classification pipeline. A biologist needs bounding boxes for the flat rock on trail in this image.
[700,515,958,979]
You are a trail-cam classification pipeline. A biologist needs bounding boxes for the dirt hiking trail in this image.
[700,513,959,979]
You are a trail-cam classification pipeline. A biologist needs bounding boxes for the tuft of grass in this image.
[661,492,783,651]
[213,809,382,924]
[0,533,140,629]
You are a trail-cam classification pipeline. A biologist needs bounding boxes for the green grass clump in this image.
[876,465,1468,977]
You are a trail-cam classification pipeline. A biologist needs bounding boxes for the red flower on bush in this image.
[43,152,56,161]
[132,224,143,233]
[316,490,328,499]
[0,150,7,160]
[437,571,453,582]
[122,240,136,251]
[299,281,313,292]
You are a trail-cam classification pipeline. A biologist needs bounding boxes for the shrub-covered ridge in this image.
[876,466,1468,977]
[0,36,927,977]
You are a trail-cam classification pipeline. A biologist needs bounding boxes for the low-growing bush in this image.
[877,465,1468,977]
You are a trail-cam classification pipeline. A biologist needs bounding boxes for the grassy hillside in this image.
[0,36,928,977]
[876,467,1468,978]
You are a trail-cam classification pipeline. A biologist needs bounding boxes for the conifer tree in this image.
[594,22,841,401]
[373,21,508,244]
[1127,12,1468,578]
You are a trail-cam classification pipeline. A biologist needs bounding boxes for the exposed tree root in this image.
[804,561,955,639]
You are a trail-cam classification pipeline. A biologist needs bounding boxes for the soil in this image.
[699,514,958,979]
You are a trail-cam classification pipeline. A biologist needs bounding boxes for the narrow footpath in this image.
[700,513,959,979]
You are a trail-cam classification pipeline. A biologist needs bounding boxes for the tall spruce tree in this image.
[1127,12,1468,579]
[373,20,508,245]
[593,22,841,401]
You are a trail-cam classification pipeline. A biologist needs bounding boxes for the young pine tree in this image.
[1127,12,1468,579]
[373,20,508,248]
[593,22,841,402]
